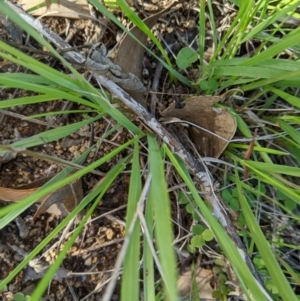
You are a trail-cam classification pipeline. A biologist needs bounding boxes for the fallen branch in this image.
[5,0,263,287]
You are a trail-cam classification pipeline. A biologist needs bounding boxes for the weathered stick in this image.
[5,0,263,286]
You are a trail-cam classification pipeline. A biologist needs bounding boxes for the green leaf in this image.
[186,203,195,214]
[229,197,240,211]
[277,190,297,211]
[208,78,218,90]
[178,191,190,204]
[265,279,279,294]
[192,224,204,235]
[221,189,232,203]
[176,47,198,69]
[200,80,210,90]
[191,235,205,248]
[202,229,214,241]
[187,244,196,254]
[200,78,218,92]
[13,293,26,301]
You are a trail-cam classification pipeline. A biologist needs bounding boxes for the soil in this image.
[0,1,244,301]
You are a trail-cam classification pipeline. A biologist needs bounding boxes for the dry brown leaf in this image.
[0,177,50,202]
[114,2,175,107]
[18,0,90,19]
[178,266,214,299]
[161,96,237,158]
[0,176,82,218]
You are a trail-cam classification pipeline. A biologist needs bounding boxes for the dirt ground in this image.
[0,1,244,300]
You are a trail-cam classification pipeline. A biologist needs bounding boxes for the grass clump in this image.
[0,0,300,300]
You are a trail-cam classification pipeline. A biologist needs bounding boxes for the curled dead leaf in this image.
[161,96,237,158]
[178,266,214,299]
[0,176,82,218]
[114,2,175,107]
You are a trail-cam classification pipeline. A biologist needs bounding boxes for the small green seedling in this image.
[13,292,32,301]
[176,47,219,93]
[178,191,214,252]
[199,78,218,94]
[104,0,119,9]
[221,188,240,211]
[278,190,297,211]
[212,260,231,301]
[176,47,199,69]
[178,191,202,221]
[188,224,214,253]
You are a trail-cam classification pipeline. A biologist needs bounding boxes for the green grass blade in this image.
[242,26,300,66]
[199,0,206,66]
[147,135,178,301]
[211,1,254,60]
[2,73,66,85]
[246,165,300,204]
[88,0,190,86]
[241,1,300,43]
[0,33,142,135]
[0,74,101,110]
[242,70,300,92]
[30,157,129,300]
[0,3,72,66]
[0,115,101,156]
[164,145,269,301]
[143,180,155,301]
[228,144,288,155]
[231,109,272,164]
[234,165,298,301]
[206,0,218,50]
[0,135,141,223]
[213,65,290,79]
[116,0,172,68]
[0,94,64,108]
[277,119,300,145]
[242,161,300,177]
[121,140,142,301]
[0,42,82,91]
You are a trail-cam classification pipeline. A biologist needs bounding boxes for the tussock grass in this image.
[0,0,300,300]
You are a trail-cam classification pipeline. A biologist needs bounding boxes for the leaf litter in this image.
[161,96,237,158]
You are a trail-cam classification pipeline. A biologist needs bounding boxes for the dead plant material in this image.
[0,176,83,218]
[244,128,258,179]
[114,2,175,107]
[19,0,89,19]
[178,266,213,299]
[161,96,237,158]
